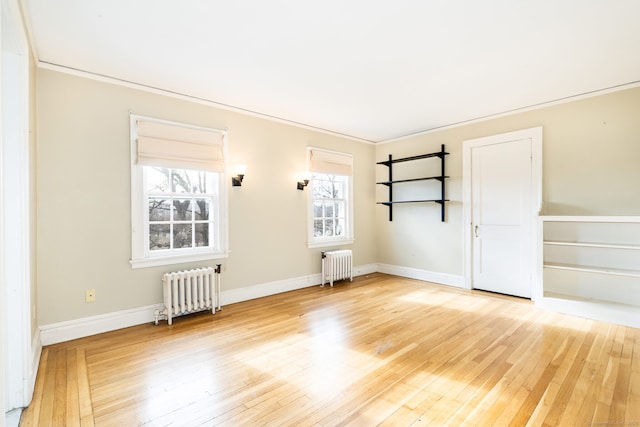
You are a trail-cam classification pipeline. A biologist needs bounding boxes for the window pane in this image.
[194,199,209,220]
[149,224,170,250]
[313,175,333,199]
[313,201,323,218]
[172,170,193,193]
[335,218,345,236]
[147,167,170,193]
[335,202,345,218]
[322,181,335,198]
[173,199,192,221]
[332,178,344,198]
[326,219,335,236]
[191,171,209,194]
[325,202,334,218]
[312,180,324,198]
[314,220,323,237]
[173,224,192,249]
[149,199,171,221]
[195,223,209,247]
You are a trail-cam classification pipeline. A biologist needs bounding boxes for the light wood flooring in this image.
[21,273,639,426]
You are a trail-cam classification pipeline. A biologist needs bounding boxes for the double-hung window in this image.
[146,168,216,251]
[130,116,228,268]
[307,147,354,248]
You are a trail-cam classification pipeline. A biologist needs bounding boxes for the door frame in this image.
[2,0,34,412]
[462,127,543,298]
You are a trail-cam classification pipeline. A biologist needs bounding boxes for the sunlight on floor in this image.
[140,358,224,422]
[397,287,595,332]
[135,285,595,424]
[234,313,379,399]
[398,289,478,311]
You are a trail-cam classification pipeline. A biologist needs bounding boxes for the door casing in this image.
[462,127,543,297]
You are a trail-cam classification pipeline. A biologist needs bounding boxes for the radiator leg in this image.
[215,264,222,311]
[330,254,334,287]
[211,272,216,315]
[154,309,169,325]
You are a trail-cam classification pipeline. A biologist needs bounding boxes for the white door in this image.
[468,135,536,298]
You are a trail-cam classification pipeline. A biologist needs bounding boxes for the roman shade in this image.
[136,119,225,172]
[309,148,353,176]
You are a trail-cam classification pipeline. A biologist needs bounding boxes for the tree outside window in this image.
[312,173,348,239]
[146,167,216,252]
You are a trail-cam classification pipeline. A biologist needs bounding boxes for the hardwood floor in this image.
[20,273,639,426]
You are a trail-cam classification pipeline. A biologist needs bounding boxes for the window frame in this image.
[306,147,354,248]
[130,115,229,269]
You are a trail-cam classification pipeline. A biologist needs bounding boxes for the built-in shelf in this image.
[537,216,640,328]
[376,144,449,222]
[544,240,640,250]
[543,291,638,308]
[544,292,640,310]
[543,262,640,278]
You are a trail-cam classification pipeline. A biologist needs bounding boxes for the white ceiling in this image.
[23,1,640,142]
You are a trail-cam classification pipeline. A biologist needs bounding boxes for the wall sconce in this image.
[297,171,311,190]
[231,164,247,187]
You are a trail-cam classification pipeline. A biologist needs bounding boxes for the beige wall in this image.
[36,69,377,325]
[375,86,640,276]
[36,67,640,326]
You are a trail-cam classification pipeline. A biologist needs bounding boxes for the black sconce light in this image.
[231,164,247,187]
[297,171,311,190]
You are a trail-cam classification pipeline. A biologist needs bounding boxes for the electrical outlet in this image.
[85,288,96,303]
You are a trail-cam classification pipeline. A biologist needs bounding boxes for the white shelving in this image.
[537,216,640,328]
[544,263,640,278]
[544,241,640,250]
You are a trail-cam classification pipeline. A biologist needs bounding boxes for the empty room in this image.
[2,1,639,426]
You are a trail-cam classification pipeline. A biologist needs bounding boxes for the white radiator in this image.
[321,250,353,287]
[155,265,222,325]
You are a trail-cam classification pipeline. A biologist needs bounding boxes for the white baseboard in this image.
[221,273,321,306]
[221,263,377,305]
[40,304,163,346]
[377,263,467,289]
[536,296,640,329]
[39,264,377,345]
[353,263,379,277]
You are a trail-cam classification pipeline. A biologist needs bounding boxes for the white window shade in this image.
[136,119,225,172]
[309,148,353,176]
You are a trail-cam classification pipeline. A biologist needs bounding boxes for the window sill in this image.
[130,251,229,269]
[307,238,354,249]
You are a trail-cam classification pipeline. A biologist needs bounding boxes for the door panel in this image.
[472,138,532,298]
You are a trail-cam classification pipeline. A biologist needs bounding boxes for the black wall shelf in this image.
[376,144,449,222]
